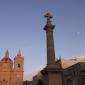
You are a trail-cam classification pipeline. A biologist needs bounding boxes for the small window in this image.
[18,64,20,68]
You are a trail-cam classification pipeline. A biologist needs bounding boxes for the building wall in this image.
[63,62,85,85]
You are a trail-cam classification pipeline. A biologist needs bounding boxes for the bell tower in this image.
[14,50,24,85]
[14,50,24,71]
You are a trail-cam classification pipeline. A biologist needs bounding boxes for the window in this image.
[18,64,20,68]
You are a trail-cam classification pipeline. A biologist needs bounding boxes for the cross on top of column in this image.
[44,13,55,30]
[44,12,53,23]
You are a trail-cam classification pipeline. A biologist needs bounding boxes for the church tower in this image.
[14,50,24,85]
[43,13,62,85]
[14,50,24,71]
[0,50,13,85]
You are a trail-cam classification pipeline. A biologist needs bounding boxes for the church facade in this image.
[0,50,24,85]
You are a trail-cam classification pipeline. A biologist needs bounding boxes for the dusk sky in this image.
[0,0,85,80]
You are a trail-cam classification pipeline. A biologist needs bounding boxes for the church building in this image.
[0,50,24,85]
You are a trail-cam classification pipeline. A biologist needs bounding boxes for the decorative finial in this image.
[44,12,53,25]
[5,49,9,58]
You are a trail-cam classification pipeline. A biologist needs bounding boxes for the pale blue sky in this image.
[0,0,85,80]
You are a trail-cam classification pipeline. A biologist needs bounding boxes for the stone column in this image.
[43,13,62,85]
[44,13,56,67]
